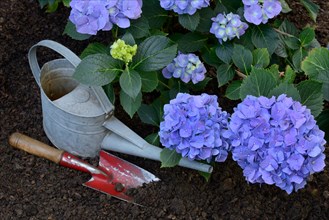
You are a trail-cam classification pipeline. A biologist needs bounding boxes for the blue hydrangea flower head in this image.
[224,94,326,194]
[69,0,142,35]
[162,53,206,84]
[159,93,231,162]
[210,13,249,44]
[160,0,210,15]
[243,0,282,25]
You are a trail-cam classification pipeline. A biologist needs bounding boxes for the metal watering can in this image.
[28,40,213,173]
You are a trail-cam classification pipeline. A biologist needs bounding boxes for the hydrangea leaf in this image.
[240,68,277,99]
[292,48,308,72]
[73,54,123,86]
[268,82,301,102]
[301,47,329,78]
[252,48,270,68]
[177,32,208,53]
[143,0,167,29]
[201,47,222,68]
[317,70,329,101]
[103,83,115,105]
[232,44,253,74]
[178,12,200,31]
[137,104,160,127]
[139,71,158,93]
[121,32,136,46]
[126,16,150,39]
[119,69,141,100]
[282,65,296,84]
[132,36,178,72]
[279,0,292,13]
[120,90,142,118]
[225,80,242,100]
[80,42,111,59]
[216,42,234,64]
[196,7,216,33]
[296,80,323,117]
[299,27,315,47]
[316,110,329,142]
[169,80,189,99]
[63,21,91,41]
[252,25,279,55]
[189,77,212,91]
[217,64,235,87]
[145,133,160,146]
[300,0,319,22]
[160,148,182,168]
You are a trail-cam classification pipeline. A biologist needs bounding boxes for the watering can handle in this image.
[28,40,113,115]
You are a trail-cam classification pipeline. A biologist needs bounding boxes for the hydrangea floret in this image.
[162,53,206,84]
[243,0,282,25]
[159,93,230,162]
[160,0,210,15]
[69,0,142,35]
[210,13,249,44]
[110,39,137,64]
[224,94,326,194]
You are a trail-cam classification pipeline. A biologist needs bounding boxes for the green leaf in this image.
[169,80,189,99]
[190,77,212,91]
[282,65,296,84]
[201,47,222,68]
[63,21,91,41]
[301,47,329,78]
[216,42,234,64]
[120,90,142,118]
[121,32,136,46]
[225,80,242,100]
[137,104,159,127]
[80,43,111,59]
[126,16,150,39]
[300,0,320,22]
[196,7,216,33]
[119,69,141,100]
[284,37,300,50]
[103,84,115,105]
[62,0,70,7]
[142,0,167,29]
[292,48,308,72]
[268,82,301,101]
[280,0,292,13]
[132,36,178,72]
[252,48,270,68]
[178,12,200,31]
[177,32,208,53]
[240,68,277,99]
[139,71,158,92]
[217,64,235,87]
[199,171,212,182]
[316,110,329,142]
[317,70,329,101]
[74,54,123,86]
[145,133,160,146]
[299,27,315,47]
[232,44,253,74]
[251,25,279,55]
[160,148,182,168]
[296,80,323,117]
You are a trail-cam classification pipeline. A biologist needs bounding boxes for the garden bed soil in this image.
[1,0,329,219]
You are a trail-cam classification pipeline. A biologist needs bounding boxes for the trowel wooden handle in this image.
[8,132,64,164]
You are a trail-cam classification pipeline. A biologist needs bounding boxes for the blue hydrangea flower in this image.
[162,53,206,84]
[160,0,210,15]
[69,0,142,35]
[159,93,230,162]
[243,0,282,25]
[224,95,326,194]
[210,13,249,44]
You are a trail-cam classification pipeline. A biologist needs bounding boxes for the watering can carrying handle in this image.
[28,40,113,115]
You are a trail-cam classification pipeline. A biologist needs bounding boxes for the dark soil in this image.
[1,0,329,219]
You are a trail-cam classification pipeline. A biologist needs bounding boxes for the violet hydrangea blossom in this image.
[159,93,230,162]
[243,0,282,25]
[224,94,326,194]
[160,0,210,15]
[69,0,142,35]
[162,53,206,84]
[210,12,249,44]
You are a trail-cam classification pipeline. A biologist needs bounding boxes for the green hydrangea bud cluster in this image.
[110,39,137,64]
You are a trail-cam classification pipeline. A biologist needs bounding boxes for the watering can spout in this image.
[102,117,213,174]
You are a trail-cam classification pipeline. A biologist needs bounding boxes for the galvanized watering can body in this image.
[28,40,213,173]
